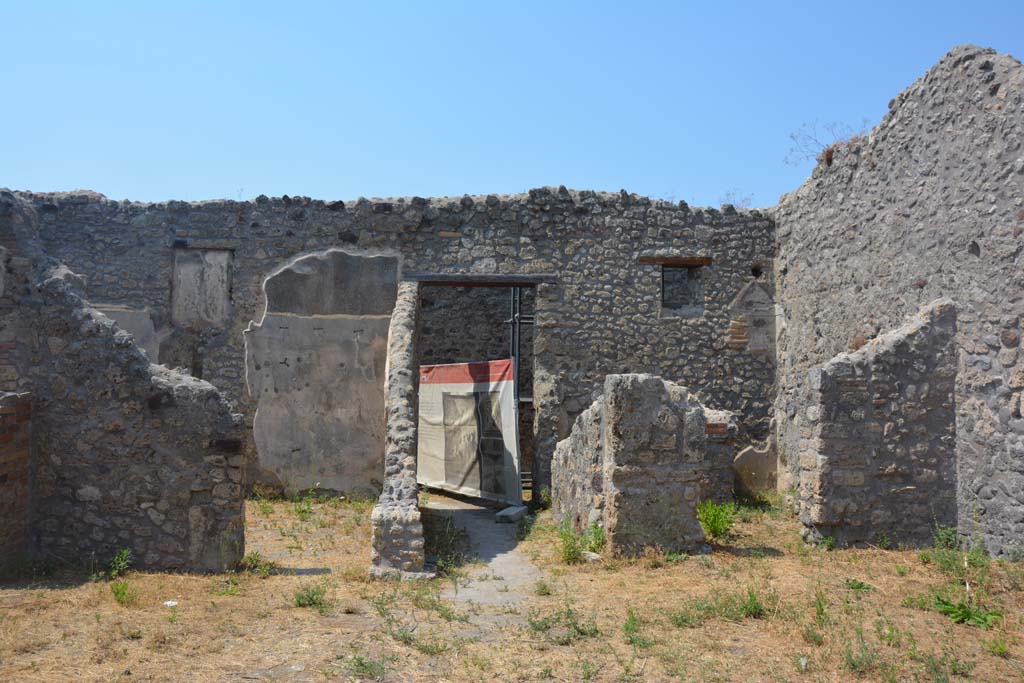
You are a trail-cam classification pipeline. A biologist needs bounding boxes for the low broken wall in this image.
[24,266,247,570]
[0,392,32,560]
[371,282,428,578]
[796,299,958,547]
[553,374,707,555]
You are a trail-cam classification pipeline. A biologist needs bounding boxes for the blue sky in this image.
[2,2,1021,207]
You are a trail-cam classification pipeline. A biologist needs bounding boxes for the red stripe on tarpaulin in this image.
[419,359,514,385]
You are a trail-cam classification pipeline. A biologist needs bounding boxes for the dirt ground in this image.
[1,492,1022,682]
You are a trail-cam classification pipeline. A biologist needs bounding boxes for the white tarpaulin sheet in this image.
[416,359,522,505]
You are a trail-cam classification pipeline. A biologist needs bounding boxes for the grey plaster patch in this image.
[171,248,231,327]
[91,304,164,361]
[245,248,399,495]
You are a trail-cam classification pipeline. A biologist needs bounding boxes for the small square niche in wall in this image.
[662,265,704,318]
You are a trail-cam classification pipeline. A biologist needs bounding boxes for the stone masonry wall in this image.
[796,299,958,547]
[370,282,428,578]
[774,45,1024,554]
[0,392,32,561]
[2,192,246,571]
[551,395,605,532]
[25,266,246,571]
[17,188,775,491]
[553,374,707,555]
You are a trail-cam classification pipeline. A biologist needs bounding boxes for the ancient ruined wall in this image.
[371,282,428,578]
[244,248,398,495]
[25,267,245,570]
[0,392,32,560]
[703,408,739,502]
[552,374,708,555]
[551,396,604,532]
[1,192,245,571]
[775,45,1024,554]
[21,188,775,490]
[796,300,958,547]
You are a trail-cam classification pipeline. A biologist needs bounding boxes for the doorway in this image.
[417,283,536,495]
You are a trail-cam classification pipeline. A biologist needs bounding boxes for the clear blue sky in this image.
[2,1,1020,207]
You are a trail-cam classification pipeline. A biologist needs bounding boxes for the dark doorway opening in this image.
[417,283,536,493]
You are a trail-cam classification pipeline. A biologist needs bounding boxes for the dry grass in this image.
[1,493,1022,682]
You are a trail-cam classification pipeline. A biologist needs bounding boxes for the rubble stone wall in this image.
[552,374,708,555]
[27,267,246,571]
[796,300,958,546]
[18,188,775,491]
[774,45,1024,554]
[1,192,245,571]
[0,392,32,560]
[551,395,605,532]
[370,282,428,578]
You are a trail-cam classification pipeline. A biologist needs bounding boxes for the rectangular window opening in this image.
[661,265,704,318]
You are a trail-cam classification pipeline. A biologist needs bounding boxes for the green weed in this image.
[844,578,874,593]
[669,585,776,627]
[293,496,314,522]
[557,521,606,564]
[934,596,1002,628]
[348,654,386,679]
[239,550,277,578]
[294,581,332,614]
[843,629,879,675]
[107,548,133,580]
[526,602,600,645]
[422,512,471,575]
[110,579,139,607]
[801,623,824,646]
[415,639,449,656]
[697,500,736,539]
[622,608,654,649]
[212,576,241,596]
[984,635,1010,658]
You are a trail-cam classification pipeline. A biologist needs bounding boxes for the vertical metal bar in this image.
[509,287,516,403]
[511,287,521,403]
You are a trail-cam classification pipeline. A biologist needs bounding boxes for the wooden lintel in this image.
[639,255,713,267]
[403,272,558,287]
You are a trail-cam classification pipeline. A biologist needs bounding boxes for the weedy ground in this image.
[1,491,1022,682]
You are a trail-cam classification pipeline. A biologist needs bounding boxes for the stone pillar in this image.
[370,282,430,578]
